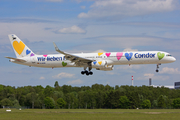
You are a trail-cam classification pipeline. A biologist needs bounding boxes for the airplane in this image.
[5,34,176,76]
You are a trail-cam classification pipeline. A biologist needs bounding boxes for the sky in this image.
[0,0,180,88]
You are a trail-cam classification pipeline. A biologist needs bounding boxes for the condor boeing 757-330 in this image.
[5,34,176,76]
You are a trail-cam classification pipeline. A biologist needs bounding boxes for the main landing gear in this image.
[156,64,161,72]
[81,70,93,76]
[81,65,93,76]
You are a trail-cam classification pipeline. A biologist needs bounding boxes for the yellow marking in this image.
[13,41,25,55]
[98,53,103,56]
[98,61,102,65]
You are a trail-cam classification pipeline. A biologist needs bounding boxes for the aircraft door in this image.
[31,56,36,64]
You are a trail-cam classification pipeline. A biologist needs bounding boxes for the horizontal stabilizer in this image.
[5,56,26,63]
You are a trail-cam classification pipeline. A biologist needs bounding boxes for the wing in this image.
[5,56,26,63]
[53,42,93,64]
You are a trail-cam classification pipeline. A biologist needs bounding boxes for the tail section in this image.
[8,34,35,58]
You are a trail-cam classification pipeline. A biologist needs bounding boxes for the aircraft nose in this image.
[171,57,176,62]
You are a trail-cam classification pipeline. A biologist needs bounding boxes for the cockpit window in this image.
[166,54,172,57]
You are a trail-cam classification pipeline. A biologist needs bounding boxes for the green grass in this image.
[0,109,180,120]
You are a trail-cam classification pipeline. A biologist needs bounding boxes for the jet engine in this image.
[96,65,114,71]
[91,60,114,71]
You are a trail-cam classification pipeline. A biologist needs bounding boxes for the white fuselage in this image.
[6,34,176,75]
[12,51,176,70]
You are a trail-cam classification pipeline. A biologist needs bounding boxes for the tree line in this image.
[0,82,180,109]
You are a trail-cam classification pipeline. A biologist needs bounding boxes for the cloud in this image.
[46,0,63,2]
[92,49,106,53]
[144,73,155,78]
[106,72,116,75]
[137,73,169,81]
[94,36,163,48]
[0,18,56,23]
[0,22,57,44]
[67,79,83,84]
[39,76,45,80]
[0,45,13,53]
[52,72,75,79]
[58,25,86,34]
[123,48,138,52]
[124,22,180,29]
[0,21,85,44]
[117,65,142,70]
[81,6,86,9]
[82,36,162,50]
[115,65,142,74]
[160,67,180,74]
[10,68,33,74]
[78,0,178,19]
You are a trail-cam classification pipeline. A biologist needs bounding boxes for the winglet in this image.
[53,42,66,55]
[53,42,59,51]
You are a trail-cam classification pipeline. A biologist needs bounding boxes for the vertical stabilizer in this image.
[8,34,35,58]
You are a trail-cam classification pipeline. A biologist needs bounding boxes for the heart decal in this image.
[98,53,103,56]
[116,52,123,60]
[13,41,25,55]
[98,61,102,65]
[157,52,165,60]
[43,55,48,57]
[26,49,31,55]
[93,61,97,65]
[62,61,67,67]
[105,53,111,57]
[125,52,133,61]
[30,53,35,57]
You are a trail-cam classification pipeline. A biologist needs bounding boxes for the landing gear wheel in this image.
[89,71,93,75]
[81,71,85,75]
[82,65,93,76]
[85,70,88,74]
[156,69,159,72]
[86,72,89,76]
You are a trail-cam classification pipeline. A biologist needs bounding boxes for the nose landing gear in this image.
[156,64,161,72]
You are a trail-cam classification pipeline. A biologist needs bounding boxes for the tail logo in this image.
[13,41,25,55]
[26,49,31,55]
[30,53,35,57]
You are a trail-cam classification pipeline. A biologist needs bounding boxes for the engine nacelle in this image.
[92,60,114,71]
[96,65,114,71]
[91,60,107,68]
